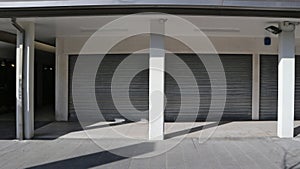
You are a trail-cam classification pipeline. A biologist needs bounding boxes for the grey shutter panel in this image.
[69,54,252,122]
[69,54,149,122]
[260,55,300,120]
[295,56,300,119]
[68,55,77,121]
[259,55,278,120]
[165,54,252,121]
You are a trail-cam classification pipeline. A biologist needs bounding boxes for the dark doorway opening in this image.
[34,50,55,129]
[0,43,55,139]
[0,43,16,139]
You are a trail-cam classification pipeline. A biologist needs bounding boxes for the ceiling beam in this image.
[0,6,300,18]
[0,30,55,53]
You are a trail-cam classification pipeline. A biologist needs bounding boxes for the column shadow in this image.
[294,126,300,137]
[26,142,154,169]
[33,121,132,140]
[164,121,231,139]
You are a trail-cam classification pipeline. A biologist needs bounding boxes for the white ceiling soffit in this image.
[0,15,300,44]
[39,15,300,38]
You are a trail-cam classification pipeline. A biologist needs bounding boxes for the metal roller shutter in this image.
[295,56,300,119]
[259,55,278,120]
[165,54,252,121]
[220,54,252,120]
[68,55,77,121]
[260,55,300,120]
[69,54,149,122]
[69,54,252,122]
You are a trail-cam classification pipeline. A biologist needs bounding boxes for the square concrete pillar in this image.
[15,27,24,140]
[278,22,296,138]
[22,22,35,139]
[55,38,68,121]
[149,19,165,140]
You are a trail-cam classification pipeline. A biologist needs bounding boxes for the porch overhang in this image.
[0,0,300,18]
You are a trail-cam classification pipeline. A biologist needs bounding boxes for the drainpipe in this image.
[11,18,25,140]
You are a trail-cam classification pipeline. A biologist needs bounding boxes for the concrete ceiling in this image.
[0,15,300,45]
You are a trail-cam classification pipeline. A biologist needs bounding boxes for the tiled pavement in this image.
[1,137,300,169]
[1,121,300,169]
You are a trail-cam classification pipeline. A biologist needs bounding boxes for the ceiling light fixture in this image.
[194,28,240,33]
[1,60,6,67]
[80,27,128,33]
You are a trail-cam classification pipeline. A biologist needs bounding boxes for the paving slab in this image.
[1,121,300,168]
[34,121,300,139]
[0,137,298,169]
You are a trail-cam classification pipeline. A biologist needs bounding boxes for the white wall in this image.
[60,35,300,54]
[55,35,300,121]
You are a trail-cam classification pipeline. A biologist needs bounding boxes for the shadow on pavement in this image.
[164,121,231,139]
[26,142,155,169]
[294,125,300,137]
[33,121,132,140]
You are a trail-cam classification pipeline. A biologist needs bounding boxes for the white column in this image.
[55,38,68,121]
[252,54,260,120]
[149,19,165,140]
[278,22,296,138]
[23,22,35,139]
[16,30,24,140]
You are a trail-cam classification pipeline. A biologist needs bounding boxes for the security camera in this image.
[265,21,298,35]
[265,26,282,35]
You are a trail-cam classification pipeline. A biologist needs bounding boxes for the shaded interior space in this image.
[0,41,16,139]
[34,50,55,129]
[0,40,55,139]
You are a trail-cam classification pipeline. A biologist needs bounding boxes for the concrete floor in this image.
[34,121,300,140]
[1,136,300,168]
[0,106,54,139]
[2,120,300,169]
